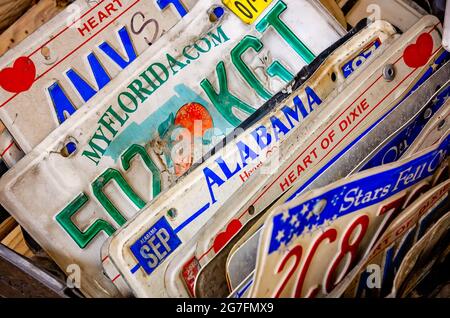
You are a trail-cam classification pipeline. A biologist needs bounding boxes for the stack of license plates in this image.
[0,0,448,298]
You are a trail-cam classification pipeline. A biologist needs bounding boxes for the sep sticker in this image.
[130,217,181,275]
[223,0,273,24]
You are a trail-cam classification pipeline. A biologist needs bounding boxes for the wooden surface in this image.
[320,0,348,28]
[0,0,70,56]
[0,216,16,241]
[0,0,35,33]
[1,224,34,258]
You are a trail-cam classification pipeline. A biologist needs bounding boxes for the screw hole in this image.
[423,108,433,119]
[438,119,446,131]
[383,64,395,81]
[248,205,255,216]
[167,208,177,219]
[312,199,327,216]
[331,72,337,82]
[41,46,51,60]
[209,6,225,22]
[61,142,77,157]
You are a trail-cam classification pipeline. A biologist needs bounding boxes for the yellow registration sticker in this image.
[223,0,273,24]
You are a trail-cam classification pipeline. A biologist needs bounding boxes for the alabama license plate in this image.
[0,0,344,298]
[0,0,198,155]
[250,133,449,297]
[217,58,450,297]
[160,20,399,297]
[102,18,397,297]
[165,17,445,297]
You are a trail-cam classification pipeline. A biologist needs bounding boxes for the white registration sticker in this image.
[0,0,198,155]
[0,0,344,298]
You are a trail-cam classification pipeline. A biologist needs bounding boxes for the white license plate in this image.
[303,61,450,192]
[0,0,198,155]
[161,20,398,297]
[103,16,445,297]
[250,133,449,297]
[166,17,445,297]
[222,60,450,296]
[102,18,398,297]
[334,177,450,298]
[0,0,344,298]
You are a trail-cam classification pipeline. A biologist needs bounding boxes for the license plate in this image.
[165,20,395,297]
[228,272,254,298]
[174,17,444,293]
[193,214,261,298]
[391,211,450,297]
[101,19,395,297]
[223,0,273,24]
[334,178,450,298]
[0,0,198,155]
[355,76,450,172]
[346,0,424,32]
[250,133,449,297]
[301,60,450,192]
[224,59,450,295]
[0,0,344,298]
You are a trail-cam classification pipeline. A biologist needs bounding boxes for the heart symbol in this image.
[0,56,36,93]
[213,219,242,253]
[403,33,433,69]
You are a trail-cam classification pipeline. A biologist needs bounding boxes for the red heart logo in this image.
[213,219,242,253]
[0,56,36,93]
[403,33,433,69]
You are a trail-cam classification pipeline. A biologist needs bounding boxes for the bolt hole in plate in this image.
[383,64,396,81]
[209,6,225,22]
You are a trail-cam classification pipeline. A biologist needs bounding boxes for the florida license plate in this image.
[0,0,344,298]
